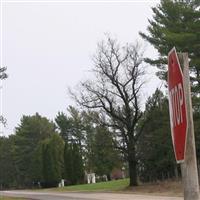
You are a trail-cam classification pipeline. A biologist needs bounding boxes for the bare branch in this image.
[70,36,147,159]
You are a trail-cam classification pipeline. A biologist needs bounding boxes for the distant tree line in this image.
[1,87,200,189]
[0,110,122,189]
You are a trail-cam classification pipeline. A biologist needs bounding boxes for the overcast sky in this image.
[1,0,161,136]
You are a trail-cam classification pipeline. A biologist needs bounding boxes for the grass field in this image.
[46,178,183,196]
[49,178,129,192]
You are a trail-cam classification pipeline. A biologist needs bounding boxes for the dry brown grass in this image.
[125,180,183,197]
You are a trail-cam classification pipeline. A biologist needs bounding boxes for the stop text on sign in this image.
[168,47,187,163]
[169,82,184,128]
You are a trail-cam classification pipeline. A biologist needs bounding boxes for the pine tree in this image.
[140,0,200,174]
[0,136,17,189]
[140,0,200,94]
[55,112,72,142]
[137,89,176,182]
[71,142,84,184]
[14,113,55,187]
[92,126,121,180]
[64,141,84,185]
[42,134,64,187]
[55,107,85,150]
[64,142,74,185]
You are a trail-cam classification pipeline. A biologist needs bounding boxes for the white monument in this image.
[87,173,96,184]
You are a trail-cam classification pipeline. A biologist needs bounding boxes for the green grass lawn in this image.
[44,178,183,196]
[49,178,129,192]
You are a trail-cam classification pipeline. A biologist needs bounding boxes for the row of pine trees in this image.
[0,109,121,189]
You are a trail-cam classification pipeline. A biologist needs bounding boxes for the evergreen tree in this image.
[64,141,84,185]
[42,134,64,187]
[140,0,200,94]
[57,108,122,184]
[71,142,84,184]
[92,126,121,180]
[0,136,17,189]
[56,108,96,174]
[55,112,72,142]
[137,89,176,182]
[140,0,200,174]
[31,142,44,185]
[14,113,55,187]
[68,106,85,148]
[55,107,85,150]
[63,142,74,184]
[79,110,101,173]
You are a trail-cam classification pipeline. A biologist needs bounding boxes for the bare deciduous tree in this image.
[71,37,146,186]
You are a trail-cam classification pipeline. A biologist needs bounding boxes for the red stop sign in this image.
[168,47,188,163]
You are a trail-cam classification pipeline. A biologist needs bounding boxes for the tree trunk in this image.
[128,147,138,186]
[174,164,179,180]
[107,174,111,181]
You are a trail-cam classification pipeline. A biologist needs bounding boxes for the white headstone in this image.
[87,173,96,184]
[61,179,65,187]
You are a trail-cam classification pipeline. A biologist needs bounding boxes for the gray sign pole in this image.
[178,53,200,200]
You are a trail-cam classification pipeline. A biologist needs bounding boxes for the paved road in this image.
[0,191,183,200]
